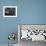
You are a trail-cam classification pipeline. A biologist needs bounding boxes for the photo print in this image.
[3,6,17,17]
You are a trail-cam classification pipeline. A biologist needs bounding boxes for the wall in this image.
[0,0,18,44]
[0,0,46,44]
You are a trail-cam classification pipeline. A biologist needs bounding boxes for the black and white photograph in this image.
[3,6,17,17]
[18,25,46,46]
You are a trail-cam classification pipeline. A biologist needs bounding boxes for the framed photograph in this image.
[3,6,17,17]
[18,24,46,42]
